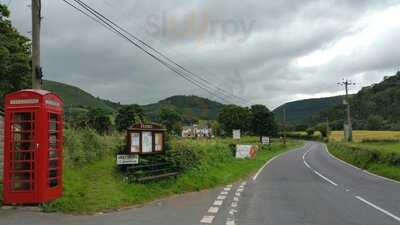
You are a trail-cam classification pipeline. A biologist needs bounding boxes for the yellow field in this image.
[329,130,400,142]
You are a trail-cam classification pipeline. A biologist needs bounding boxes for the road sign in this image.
[262,136,270,145]
[236,145,256,159]
[233,129,241,139]
[117,154,139,165]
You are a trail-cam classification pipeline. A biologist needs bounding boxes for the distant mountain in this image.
[142,95,224,123]
[42,80,224,123]
[273,95,345,125]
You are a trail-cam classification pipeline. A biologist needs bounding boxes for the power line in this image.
[61,0,248,105]
[74,0,246,104]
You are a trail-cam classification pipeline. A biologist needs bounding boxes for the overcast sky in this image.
[5,0,400,108]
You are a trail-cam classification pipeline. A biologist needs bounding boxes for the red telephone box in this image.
[3,89,64,204]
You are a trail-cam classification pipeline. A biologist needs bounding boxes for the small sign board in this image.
[233,129,241,140]
[236,145,256,159]
[117,154,139,165]
[262,136,270,145]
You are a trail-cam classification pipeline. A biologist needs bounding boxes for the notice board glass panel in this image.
[155,133,163,152]
[142,131,152,153]
[130,132,140,153]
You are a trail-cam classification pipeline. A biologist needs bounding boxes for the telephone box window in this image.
[9,112,36,192]
[48,113,61,188]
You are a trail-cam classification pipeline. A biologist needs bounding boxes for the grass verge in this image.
[328,141,400,182]
[42,138,301,213]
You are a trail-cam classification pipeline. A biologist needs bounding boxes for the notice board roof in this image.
[127,123,166,132]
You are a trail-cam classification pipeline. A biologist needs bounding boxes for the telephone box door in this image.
[5,110,38,203]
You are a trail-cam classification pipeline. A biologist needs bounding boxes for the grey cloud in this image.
[7,0,400,108]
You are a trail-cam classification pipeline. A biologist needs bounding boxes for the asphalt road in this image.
[1,142,400,225]
[237,142,400,225]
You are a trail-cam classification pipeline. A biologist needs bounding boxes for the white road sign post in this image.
[233,129,241,140]
[117,154,139,165]
[262,136,270,145]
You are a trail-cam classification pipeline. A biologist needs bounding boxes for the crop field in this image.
[329,130,400,142]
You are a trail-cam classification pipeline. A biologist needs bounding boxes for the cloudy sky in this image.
[5,0,400,108]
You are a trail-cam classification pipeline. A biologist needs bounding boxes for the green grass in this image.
[328,141,400,182]
[43,138,301,213]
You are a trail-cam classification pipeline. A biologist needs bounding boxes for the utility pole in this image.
[283,107,287,145]
[31,0,42,89]
[337,79,355,142]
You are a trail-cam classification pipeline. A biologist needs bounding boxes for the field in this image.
[28,132,301,213]
[329,130,400,142]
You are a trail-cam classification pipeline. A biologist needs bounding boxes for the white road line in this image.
[226,184,233,188]
[355,196,400,222]
[220,191,229,195]
[233,196,239,202]
[324,145,400,185]
[217,195,226,200]
[213,200,223,206]
[224,187,231,191]
[313,170,338,186]
[231,202,238,208]
[226,219,235,225]
[235,192,241,197]
[200,215,215,224]
[208,206,219,213]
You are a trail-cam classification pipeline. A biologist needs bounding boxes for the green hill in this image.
[307,71,400,130]
[42,80,224,122]
[43,80,120,112]
[142,95,224,123]
[273,95,345,125]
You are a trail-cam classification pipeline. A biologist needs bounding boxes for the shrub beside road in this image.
[328,140,400,182]
[39,130,301,213]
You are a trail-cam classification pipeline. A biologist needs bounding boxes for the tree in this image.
[218,105,250,136]
[159,106,182,135]
[87,108,112,134]
[115,104,144,131]
[366,115,384,130]
[314,123,328,138]
[249,104,277,140]
[0,4,31,103]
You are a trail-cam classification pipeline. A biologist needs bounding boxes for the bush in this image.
[64,128,123,166]
[168,140,233,171]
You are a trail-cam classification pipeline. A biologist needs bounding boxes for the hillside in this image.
[142,95,224,123]
[43,80,119,112]
[273,95,345,125]
[43,80,224,122]
[307,71,400,130]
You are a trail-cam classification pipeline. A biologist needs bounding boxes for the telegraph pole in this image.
[337,79,355,142]
[283,107,287,145]
[31,0,42,89]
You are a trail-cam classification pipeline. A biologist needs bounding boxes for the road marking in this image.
[233,196,239,202]
[241,181,247,186]
[235,192,241,197]
[208,206,219,213]
[213,200,223,206]
[200,215,215,224]
[221,191,229,195]
[224,187,231,191]
[217,195,226,200]
[231,202,238,208]
[313,170,338,186]
[226,219,235,225]
[355,196,400,222]
[253,154,281,180]
[226,184,233,188]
